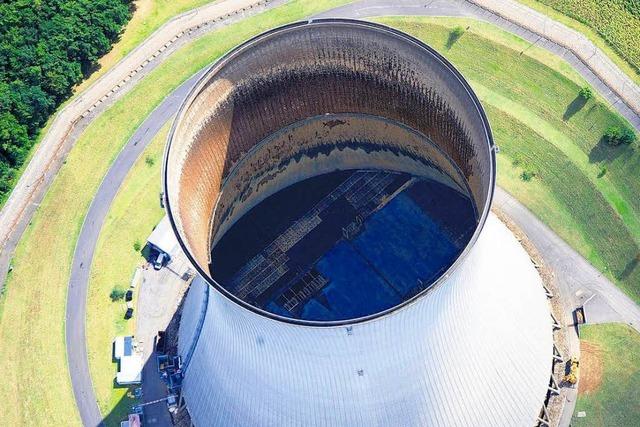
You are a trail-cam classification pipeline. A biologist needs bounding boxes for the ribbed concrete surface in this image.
[179,215,553,426]
[178,275,209,360]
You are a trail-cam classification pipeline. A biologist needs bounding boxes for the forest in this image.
[0,0,133,202]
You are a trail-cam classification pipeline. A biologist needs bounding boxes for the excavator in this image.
[563,357,580,385]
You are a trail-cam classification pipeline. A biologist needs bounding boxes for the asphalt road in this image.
[494,188,640,332]
[65,72,203,427]
[61,1,640,426]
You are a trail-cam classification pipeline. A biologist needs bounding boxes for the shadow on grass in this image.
[102,384,137,427]
[446,27,466,50]
[562,95,588,121]
[618,254,640,281]
[141,243,155,263]
[588,135,627,163]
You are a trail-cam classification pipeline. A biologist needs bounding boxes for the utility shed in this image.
[147,215,178,256]
[114,336,143,385]
[116,355,143,385]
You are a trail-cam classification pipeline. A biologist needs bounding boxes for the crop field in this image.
[375,17,640,302]
[530,0,640,74]
[573,323,640,426]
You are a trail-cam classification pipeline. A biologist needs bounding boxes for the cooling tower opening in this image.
[164,19,496,325]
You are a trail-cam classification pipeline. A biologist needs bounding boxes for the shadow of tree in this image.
[562,95,588,121]
[589,135,628,164]
[446,28,466,50]
[618,254,640,281]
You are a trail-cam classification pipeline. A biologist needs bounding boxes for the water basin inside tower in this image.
[209,168,477,322]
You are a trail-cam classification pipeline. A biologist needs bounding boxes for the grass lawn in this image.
[86,125,167,425]
[0,1,351,425]
[573,323,640,426]
[517,0,640,85]
[375,16,640,303]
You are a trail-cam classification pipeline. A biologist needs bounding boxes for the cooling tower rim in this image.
[163,18,497,327]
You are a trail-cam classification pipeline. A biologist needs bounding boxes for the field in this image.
[521,0,640,80]
[0,1,351,425]
[573,323,640,426]
[86,125,166,425]
[375,16,640,303]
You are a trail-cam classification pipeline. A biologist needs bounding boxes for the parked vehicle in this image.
[125,302,134,320]
[154,252,167,270]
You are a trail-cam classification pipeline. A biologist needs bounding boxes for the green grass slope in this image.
[374,17,640,301]
[86,125,166,425]
[573,323,640,426]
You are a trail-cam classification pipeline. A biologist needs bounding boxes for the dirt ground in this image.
[579,341,604,395]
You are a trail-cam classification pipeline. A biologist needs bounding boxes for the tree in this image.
[447,26,466,48]
[520,170,536,182]
[110,285,126,302]
[604,125,637,146]
[452,26,465,39]
[0,0,134,202]
[578,86,593,100]
[603,126,623,146]
[620,128,637,145]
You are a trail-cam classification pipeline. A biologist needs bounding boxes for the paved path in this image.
[316,0,640,130]
[136,250,192,426]
[494,188,640,332]
[66,74,201,427]
[32,0,640,426]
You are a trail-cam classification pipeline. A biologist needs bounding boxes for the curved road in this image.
[65,72,204,426]
[64,0,640,426]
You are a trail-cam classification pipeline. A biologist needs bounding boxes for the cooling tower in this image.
[165,19,553,426]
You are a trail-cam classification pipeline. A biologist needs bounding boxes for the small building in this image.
[147,215,178,258]
[113,336,143,385]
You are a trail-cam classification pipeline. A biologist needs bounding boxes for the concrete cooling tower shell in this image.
[164,19,496,325]
[178,215,553,426]
[165,19,554,426]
